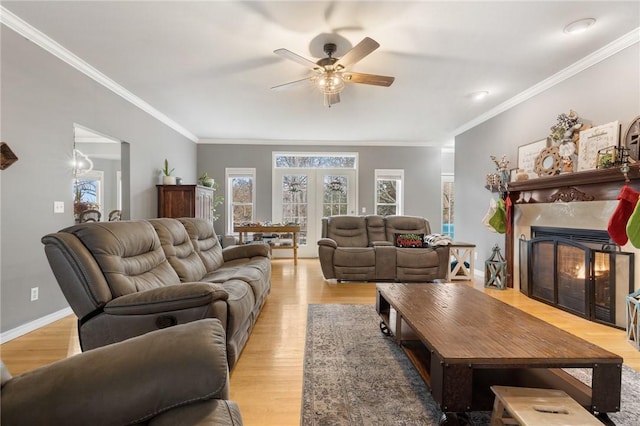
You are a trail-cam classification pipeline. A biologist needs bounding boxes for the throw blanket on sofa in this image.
[424,234,453,246]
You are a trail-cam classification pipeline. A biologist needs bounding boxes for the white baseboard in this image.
[1,307,74,344]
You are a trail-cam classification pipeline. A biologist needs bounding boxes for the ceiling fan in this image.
[272,37,395,107]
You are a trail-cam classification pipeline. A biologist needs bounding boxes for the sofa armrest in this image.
[1,319,231,426]
[317,238,337,249]
[104,283,228,315]
[222,242,270,262]
[149,399,244,426]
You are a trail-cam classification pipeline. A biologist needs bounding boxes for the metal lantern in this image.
[485,244,507,289]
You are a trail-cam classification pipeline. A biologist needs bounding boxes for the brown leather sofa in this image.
[41,217,270,370]
[1,319,243,425]
[317,215,450,282]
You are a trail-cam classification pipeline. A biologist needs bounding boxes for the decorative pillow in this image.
[394,233,425,248]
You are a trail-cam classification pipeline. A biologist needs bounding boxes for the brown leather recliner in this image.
[1,319,243,425]
[41,218,270,370]
[318,215,450,282]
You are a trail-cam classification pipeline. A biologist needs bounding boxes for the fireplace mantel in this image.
[507,164,640,204]
[503,164,640,288]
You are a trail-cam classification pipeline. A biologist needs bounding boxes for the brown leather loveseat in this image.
[41,217,270,370]
[317,215,449,282]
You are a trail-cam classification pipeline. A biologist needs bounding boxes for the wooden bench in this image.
[490,386,603,426]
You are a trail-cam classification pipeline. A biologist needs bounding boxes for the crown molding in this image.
[197,137,453,148]
[0,6,198,143]
[453,27,640,137]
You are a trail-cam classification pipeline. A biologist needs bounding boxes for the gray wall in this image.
[197,144,445,235]
[0,27,197,333]
[455,44,640,268]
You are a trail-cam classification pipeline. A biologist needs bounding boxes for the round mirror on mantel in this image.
[534,146,561,177]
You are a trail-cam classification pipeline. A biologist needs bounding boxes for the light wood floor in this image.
[2,259,639,426]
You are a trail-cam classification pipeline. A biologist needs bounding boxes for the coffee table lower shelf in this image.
[398,339,595,411]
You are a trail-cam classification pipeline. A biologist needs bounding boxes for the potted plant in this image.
[198,172,215,187]
[162,159,176,185]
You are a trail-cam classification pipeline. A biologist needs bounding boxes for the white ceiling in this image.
[2,1,639,146]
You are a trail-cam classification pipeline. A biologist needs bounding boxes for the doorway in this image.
[272,153,357,258]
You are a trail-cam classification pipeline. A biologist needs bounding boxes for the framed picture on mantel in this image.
[577,121,620,171]
[517,138,548,179]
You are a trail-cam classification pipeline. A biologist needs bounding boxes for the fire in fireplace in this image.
[519,227,634,328]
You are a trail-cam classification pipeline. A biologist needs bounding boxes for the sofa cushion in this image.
[64,221,181,297]
[366,215,387,243]
[384,215,431,243]
[325,216,369,247]
[396,247,441,268]
[149,218,207,282]
[334,247,375,266]
[203,259,270,304]
[180,218,225,272]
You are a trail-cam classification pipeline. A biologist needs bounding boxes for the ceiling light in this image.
[316,71,345,95]
[73,149,93,177]
[468,91,489,101]
[563,18,596,34]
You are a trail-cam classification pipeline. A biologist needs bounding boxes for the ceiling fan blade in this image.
[271,76,314,91]
[274,48,321,71]
[334,37,380,69]
[343,72,395,87]
[324,92,341,107]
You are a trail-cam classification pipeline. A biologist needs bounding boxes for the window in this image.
[274,153,357,169]
[73,170,104,217]
[226,168,256,234]
[375,169,403,216]
[442,174,454,238]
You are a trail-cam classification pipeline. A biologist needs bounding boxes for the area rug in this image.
[301,304,640,426]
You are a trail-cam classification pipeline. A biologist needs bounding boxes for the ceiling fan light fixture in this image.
[316,71,345,95]
[563,18,596,34]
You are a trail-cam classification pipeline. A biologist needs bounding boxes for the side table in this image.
[447,242,475,281]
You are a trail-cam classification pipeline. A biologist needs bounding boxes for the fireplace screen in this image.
[521,227,634,328]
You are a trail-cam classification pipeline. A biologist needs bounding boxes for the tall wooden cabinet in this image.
[157,184,214,223]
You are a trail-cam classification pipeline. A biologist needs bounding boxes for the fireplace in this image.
[519,226,634,328]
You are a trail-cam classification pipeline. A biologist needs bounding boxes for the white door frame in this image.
[272,167,357,258]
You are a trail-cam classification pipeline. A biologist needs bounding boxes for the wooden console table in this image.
[234,225,300,264]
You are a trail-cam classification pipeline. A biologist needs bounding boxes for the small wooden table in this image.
[447,242,475,281]
[376,283,622,422]
[234,225,300,264]
[490,386,603,426]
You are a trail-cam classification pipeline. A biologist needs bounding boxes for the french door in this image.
[272,169,357,258]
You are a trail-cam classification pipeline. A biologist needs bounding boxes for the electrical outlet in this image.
[54,201,65,213]
[474,252,478,260]
[362,207,366,213]
[30,287,39,301]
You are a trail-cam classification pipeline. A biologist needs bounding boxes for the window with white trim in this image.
[225,168,256,234]
[375,169,403,216]
[442,173,454,238]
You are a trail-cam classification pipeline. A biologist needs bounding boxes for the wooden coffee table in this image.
[376,283,622,423]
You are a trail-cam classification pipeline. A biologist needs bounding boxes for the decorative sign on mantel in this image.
[577,121,620,172]
[517,138,548,179]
